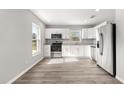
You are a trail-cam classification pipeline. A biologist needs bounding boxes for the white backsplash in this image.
[45,38,96,45]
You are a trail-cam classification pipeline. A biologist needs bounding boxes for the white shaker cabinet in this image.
[61,29,69,39]
[62,45,70,56]
[82,29,88,39]
[62,45,90,58]
[83,46,91,57]
[45,28,69,39]
[82,28,96,39]
[69,45,78,57]
[44,45,51,57]
[89,28,96,38]
[77,46,84,57]
[45,29,54,38]
[88,28,93,38]
[91,47,97,61]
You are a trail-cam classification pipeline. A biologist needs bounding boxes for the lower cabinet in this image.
[83,46,91,57]
[91,47,97,61]
[62,45,90,58]
[44,45,51,57]
[62,45,70,57]
[44,45,91,58]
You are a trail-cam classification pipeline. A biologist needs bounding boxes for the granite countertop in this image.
[45,38,96,46]
[62,43,95,45]
[45,42,96,46]
[44,43,52,45]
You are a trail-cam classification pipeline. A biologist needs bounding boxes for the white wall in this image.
[116,9,124,83]
[0,10,45,83]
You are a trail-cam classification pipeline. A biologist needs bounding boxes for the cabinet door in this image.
[70,45,84,57]
[92,29,96,38]
[91,47,97,61]
[62,45,66,56]
[88,28,93,38]
[82,28,96,39]
[83,46,91,57]
[82,29,88,39]
[91,47,93,59]
[62,45,70,57]
[71,46,78,57]
[69,46,74,57]
[78,46,84,57]
[61,29,69,39]
[45,29,59,39]
[44,45,51,57]
[45,30,51,38]
[93,48,97,61]
[90,28,96,38]
[88,28,96,38]
[45,29,70,39]
[81,29,84,39]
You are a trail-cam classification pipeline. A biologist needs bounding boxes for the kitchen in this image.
[1,9,121,84]
[2,2,124,93]
[0,0,123,92]
[12,9,119,84]
[44,21,116,76]
[44,27,96,59]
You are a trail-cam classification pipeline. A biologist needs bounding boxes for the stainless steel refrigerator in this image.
[96,23,116,77]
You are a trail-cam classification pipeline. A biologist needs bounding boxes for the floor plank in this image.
[13,58,121,84]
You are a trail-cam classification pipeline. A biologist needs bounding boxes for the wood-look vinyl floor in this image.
[13,58,121,84]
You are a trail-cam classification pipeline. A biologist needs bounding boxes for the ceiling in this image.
[31,9,115,26]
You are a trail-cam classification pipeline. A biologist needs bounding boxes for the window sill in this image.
[32,52,40,57]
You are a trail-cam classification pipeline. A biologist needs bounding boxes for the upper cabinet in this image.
[45,28,96,40]
[45,28,81,40]
[82,28,96,39]
[45,29,52,38]
[82,29,88,39]
[45,28,69,39]
[62,29,70,39]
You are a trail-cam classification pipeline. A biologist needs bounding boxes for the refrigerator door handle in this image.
[100,33,104,55]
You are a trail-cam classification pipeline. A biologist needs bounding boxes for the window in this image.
[32,23,41,56]
[69,30,81,41]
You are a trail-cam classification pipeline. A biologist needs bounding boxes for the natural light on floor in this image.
[47,58,79,64]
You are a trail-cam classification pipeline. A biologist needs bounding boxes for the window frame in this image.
[32,23,41,56]
[69,29,81,42]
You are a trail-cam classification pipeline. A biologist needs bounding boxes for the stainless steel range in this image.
[51,34,62,58]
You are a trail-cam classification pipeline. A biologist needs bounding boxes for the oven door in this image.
[51,43,62,58]
[51,43,62,52]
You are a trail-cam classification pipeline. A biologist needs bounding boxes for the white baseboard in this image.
[6,57,44,84]
[116,76,124,83]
